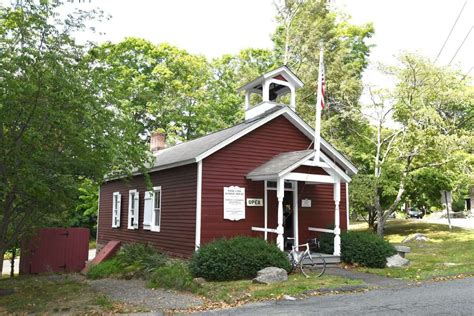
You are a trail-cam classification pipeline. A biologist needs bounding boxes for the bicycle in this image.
[288,240,326,278]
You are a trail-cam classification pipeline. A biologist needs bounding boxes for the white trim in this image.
[346,182,350,230]
[319,151,352,183]
[195,107,357,176]
[237,66,304,92]
[252,227,278,234]
[143,190,154,230]
[308,227,335,234]
[112,192,121,228]
[107,106,357,183]
[127,190,139,230]
[97,188,101,242]
[293,180,299,246]
[333,181,341,256]
[150,186,162,232]
[277,151,315,178]
[264,180,268,241]
[284,172,336,184]
[195,161,202,250]
[196,107,287,162]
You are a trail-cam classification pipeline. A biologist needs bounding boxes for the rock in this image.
[401,233,430,243]
[394,245,411,258]
[193,277,206,286]
[283,295,296,301]
[386,254,410,268]
[252,267,288,284]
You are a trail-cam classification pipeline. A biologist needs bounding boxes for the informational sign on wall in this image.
[246,198,263,207]
[224,186,246,221]
[301,198,312,208]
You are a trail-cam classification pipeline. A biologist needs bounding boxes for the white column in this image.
[245,90,251,110]
[292,181,299,246]
[276,178,285,250]
[195,160,202,250]
[263,80,270,102]
[333,181,341,256]
[346,182,350,230]
[264,180,268,241]
[290,86,296,110]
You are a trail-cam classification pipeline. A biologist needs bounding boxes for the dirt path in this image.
[87,278,203,312]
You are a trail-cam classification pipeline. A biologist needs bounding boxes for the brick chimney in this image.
[150,130,166,152]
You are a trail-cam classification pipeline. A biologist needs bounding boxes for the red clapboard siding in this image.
[200,115,348,245]
[98,163,197,257]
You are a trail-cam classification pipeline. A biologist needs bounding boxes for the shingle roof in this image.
[247,150,314,179]
[151,106,284,170]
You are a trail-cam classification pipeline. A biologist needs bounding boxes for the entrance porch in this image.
[246,150,350,256]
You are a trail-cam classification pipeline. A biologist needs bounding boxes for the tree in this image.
[358,54,473,235]
[273,0,374,134]
[0,0,149,274]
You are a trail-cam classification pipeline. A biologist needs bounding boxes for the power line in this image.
[448,25,473,65]
[435,0,467,63]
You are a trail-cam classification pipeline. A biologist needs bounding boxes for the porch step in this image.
[304,253,341,265]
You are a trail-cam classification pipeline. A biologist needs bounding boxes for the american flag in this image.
[318,55,326,110]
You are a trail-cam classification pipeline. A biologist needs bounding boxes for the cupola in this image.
[237,66,304,120]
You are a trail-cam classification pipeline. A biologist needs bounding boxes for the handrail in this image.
[252,227,278,234]
[308,227,334,234]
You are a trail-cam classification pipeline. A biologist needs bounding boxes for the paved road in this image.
[200,277,474,315]
[423,217,474,230]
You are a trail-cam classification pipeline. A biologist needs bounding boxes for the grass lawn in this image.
[352,220,474,280]
[0,275,138,314]
[195,273,364,304]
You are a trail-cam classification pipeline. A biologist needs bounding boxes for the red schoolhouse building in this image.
[97,66,357,259]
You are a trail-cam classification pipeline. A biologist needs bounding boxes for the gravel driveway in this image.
[88,278,203,312]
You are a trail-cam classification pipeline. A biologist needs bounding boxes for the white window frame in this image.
[128,189,139,230]
[112,192,121,228]
[151,186,162,232]
[143,190,154,231]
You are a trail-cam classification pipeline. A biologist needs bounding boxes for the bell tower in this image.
[237,66,304,120]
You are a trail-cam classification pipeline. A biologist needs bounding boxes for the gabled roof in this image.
[148,104,358,176]
[247,150,314,179]
[237,65,304,93]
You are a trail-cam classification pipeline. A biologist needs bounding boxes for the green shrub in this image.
[341,231,396,268]
[87,258,123,279]
[115,243,168,278]
[87,243,168,280]
[148,261,196,292]
[190,236,291,281]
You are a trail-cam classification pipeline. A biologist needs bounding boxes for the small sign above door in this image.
[246,198,263,207]
[301,198,311,208]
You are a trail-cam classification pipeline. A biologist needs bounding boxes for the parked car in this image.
[407,208,424,219]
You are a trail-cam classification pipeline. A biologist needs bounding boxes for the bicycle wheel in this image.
[300,253,326,277]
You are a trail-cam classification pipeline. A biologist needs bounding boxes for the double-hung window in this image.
[128,189,139,229]
[112,192,121,228]
[151,186,162,232]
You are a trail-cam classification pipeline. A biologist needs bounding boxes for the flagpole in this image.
[314,46,324,161]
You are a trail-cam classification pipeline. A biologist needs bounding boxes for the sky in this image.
[4,0,473,88]
[59,0,473,90]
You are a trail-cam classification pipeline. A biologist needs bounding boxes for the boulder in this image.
[401,233,430,243]
[193,277,206,286]
[252,267,288,284]
[386,254,410,268]
[394,245,411,258]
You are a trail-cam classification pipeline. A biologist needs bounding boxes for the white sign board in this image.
[246,198,263,207]
[224,186,245,221]
[440,190,452,205]
[301,198,311,208]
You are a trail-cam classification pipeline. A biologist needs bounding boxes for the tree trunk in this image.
[0,248,5,276]
[10,247,17,278]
